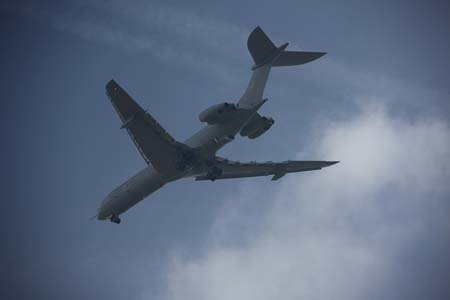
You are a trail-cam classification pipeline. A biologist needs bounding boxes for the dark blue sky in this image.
[1,1,449,299]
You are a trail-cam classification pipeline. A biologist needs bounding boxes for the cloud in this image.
[1,0,248,85]
[4,3,448,298]
[5,1,448,116]
[161,103,450,300]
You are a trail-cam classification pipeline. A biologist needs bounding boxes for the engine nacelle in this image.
[199,102,237,124]
[240,115,274,139]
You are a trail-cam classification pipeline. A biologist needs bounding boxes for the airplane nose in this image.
[96,197,111,220]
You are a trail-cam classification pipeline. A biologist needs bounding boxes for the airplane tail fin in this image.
[238,27,326,109]
[247,26,326,69]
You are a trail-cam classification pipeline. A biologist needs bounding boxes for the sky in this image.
[1,0,450,299]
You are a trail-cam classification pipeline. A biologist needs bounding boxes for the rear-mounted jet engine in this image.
[199,102,237,125]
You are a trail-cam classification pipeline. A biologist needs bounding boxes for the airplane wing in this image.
[195,157,339,181]
[105,80,193,172]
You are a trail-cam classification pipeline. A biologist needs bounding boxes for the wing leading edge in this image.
[105,80,193,172]
[196,157,339,181]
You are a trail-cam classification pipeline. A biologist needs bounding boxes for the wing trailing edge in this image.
[105,80,195,173]
[195,158,339,181]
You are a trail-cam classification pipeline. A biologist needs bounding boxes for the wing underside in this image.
[195,157,339,181]
[106,80,190,172]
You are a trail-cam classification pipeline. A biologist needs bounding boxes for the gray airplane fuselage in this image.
[97,68,270,220]
[96,26,333,223]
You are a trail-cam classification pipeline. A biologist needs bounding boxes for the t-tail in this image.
[238,26,326,109]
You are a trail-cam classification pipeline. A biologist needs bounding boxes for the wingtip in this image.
[310,52,327,61]
[327,161,340,166]
[106,79,118,90]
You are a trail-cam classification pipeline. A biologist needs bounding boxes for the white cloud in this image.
[3,2,449,299]
[160,103,450,300]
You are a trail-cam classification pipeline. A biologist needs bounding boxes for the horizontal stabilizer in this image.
[272,51,326,67]
[247,26,326,68]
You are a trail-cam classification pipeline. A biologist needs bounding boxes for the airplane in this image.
[96,26,338,224]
